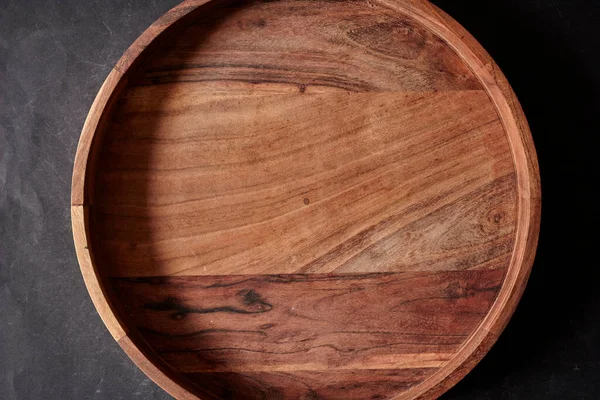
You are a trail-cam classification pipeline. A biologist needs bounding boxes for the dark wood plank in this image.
[110,270,503,376]
[138,0,481,93]
[185,368,435,400]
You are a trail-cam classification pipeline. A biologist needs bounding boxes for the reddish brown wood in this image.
[185,369,434,399]
[110,271,503,372]
[72,0,541,398]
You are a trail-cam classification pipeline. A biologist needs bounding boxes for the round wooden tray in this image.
[71,0,541,398]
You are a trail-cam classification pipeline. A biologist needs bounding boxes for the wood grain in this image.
[94,90,515,277]
[137,0,480,93]
[110,270,502,398]
[184,369,434,399]
[110,271,503,371]
[71,0,541,398]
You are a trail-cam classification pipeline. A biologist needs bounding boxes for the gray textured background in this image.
[1,0,598,399]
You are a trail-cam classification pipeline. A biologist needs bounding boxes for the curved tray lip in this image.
[70,0,541,398]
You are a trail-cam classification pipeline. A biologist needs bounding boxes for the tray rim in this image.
[70,0,542,398]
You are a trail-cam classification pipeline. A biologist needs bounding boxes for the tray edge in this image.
[70,1,542,399]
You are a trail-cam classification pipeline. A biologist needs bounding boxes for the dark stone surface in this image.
[0,0,598,399]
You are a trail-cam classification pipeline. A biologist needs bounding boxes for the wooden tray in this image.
[71,0,541,398]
